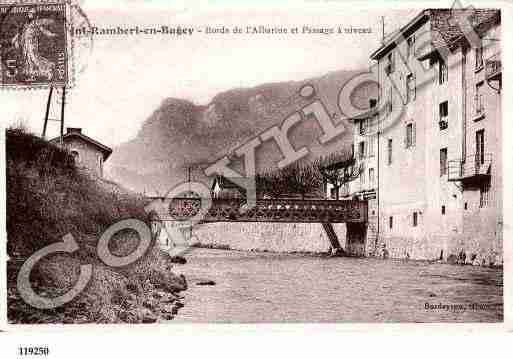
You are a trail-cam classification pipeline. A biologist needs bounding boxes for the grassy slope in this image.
[6,128,186,324]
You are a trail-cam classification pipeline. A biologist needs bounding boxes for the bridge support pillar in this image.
[321,223,343,252]
[346,222,367,257]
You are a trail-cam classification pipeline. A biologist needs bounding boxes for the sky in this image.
[0,1,418,147]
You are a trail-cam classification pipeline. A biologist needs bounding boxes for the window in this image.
[369,168,375,185]
[359,119,367,135]
[439,101,448,117]
[480,183,490,208]
[475,82,484,116]
[330,187,337,200]
[406,73,416,103]
[476,129,485,165]
[385,88,393,115]
[407,35,415,58]
[385,52,395,75]
[442,205,446,215]
[71,150,79,163]
[413,212,418,227]
[360,163,366,185]
[440,148,448,176]
[439,59,448,84]
[387,139,393,165]
[368,138,374,157]
[341,183,349,197]
[405,122,415,148]
[359,141,366,159]
[389,216,393,229]
[475,39,484,69]
[464,202,468,210]
[439,101,448,130]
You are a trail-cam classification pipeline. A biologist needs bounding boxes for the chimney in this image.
[67,127,82,134]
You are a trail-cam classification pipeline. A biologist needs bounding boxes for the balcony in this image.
[486,52,501,81]
[448,153,492,184]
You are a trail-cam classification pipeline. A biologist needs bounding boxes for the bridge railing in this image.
[158,197,368,223]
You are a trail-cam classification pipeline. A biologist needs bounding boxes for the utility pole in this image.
[60,86,66,145]
[42,86,54,139]
[179,161,209,244]
[41,86,66,143]
[181,161,209,194]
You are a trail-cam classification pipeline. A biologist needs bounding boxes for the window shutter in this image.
[404,125,408,148]
[405,77,409,103]
[388,87,393,114]
[413,122,416,146]
[413,74,416,100]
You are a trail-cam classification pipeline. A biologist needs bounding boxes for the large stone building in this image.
[332,9,501,263]
[50,127,112,178]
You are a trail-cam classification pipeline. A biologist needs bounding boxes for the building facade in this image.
[347,9,501,263]
[50,127,112,178]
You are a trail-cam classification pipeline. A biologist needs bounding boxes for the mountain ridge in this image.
[106,69,377,194]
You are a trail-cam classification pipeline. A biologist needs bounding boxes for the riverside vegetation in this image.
[6,128,187,324]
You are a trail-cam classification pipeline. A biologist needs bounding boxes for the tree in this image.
[280,162,323,199]
[254,148,362,200]
[316,148,363,200]
[256,170,287,198]
[256,162,323,199]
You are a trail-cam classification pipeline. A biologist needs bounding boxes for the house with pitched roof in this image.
[50,127,112,178]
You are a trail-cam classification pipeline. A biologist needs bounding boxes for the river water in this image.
[173,248,503,323]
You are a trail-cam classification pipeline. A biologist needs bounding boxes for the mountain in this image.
[106,69,377,195]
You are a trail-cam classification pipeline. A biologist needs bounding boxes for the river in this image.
[172,248,503,323]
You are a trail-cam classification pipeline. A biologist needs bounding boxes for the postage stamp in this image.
[0,1,69,89]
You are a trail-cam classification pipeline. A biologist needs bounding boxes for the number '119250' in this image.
[18,347,49,356]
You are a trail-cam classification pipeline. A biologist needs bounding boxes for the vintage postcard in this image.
[0,0,511,356]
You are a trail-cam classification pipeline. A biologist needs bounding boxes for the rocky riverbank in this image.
[7,248,189,324]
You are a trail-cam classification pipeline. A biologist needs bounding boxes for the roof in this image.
[49,132,113,160]
[430,8,500,55]
[370,8,500,60]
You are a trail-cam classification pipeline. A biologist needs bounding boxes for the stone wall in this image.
[188,222,347,253]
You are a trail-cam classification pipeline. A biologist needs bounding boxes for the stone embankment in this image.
[189,222,347,253]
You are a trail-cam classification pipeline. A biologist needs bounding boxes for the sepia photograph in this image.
[0,0,510,355]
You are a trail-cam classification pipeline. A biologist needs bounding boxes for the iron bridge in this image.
[146,197,368,224]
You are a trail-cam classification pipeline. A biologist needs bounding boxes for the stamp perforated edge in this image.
[0,0,79,91]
